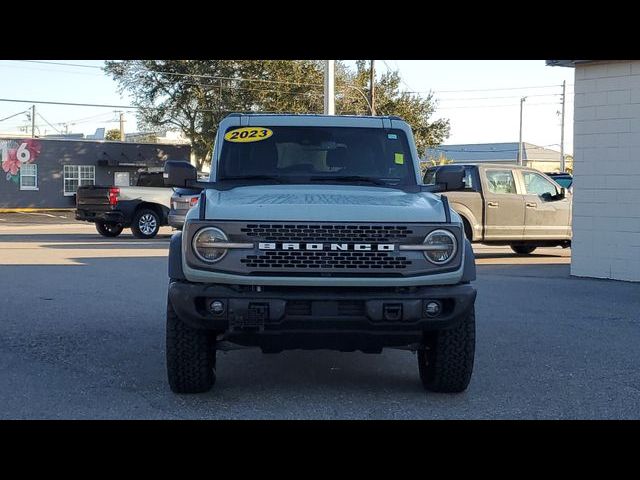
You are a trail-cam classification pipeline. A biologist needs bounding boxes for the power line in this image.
[13,60,571,98]
[435,101,562,110]
[0,109,29,123]
[437,93,562,102]
[36,113,63,134]
[16,60,103,69]
[0,97,141,110]
[430,144,561,153]
[430,84,568,94]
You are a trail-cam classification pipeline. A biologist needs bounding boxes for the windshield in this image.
[218,126,416,186]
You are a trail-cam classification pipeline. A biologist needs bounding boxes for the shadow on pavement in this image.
[0,233,172,243]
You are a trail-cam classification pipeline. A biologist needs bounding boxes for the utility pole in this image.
[31,105,36,138]
[560,80,566,172]
[518,97,526,166]
[119,111,126,141]
[369,60,376,116]
[324,60,335,115]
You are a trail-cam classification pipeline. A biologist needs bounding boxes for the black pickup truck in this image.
[75,172,172,239]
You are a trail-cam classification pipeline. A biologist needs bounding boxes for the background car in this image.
[168,187,200,229]
[545,172,573,192]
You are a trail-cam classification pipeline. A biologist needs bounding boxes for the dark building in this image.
[0,137,191,209]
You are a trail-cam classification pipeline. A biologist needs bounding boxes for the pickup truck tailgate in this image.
[76,185,113,206]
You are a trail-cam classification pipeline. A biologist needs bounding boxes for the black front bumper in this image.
[168,281,476,352]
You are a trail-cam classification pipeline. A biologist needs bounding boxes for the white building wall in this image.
[572,60,640,281]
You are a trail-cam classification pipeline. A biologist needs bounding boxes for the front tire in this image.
[510,245,537,255]
[418,307,475,393]
[131,208,160,239]
[166,295,216,393]
[95,221,123,237]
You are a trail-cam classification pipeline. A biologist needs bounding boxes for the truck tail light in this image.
[190,196,199,207]
[109,187,120,206]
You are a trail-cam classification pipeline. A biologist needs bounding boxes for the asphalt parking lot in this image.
[1,214,639,419]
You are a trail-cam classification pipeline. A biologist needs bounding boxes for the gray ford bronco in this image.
[163,113,477,394]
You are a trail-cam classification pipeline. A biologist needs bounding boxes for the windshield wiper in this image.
[221,175,287,183]
[310,176,401,187]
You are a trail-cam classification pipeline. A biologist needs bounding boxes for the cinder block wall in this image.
[572,61,640,281]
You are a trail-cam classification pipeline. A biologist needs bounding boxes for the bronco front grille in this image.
[240,250,412,270]
[240,224,414,242]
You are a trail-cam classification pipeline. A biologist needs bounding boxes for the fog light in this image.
[210,300,225,315]
[425,300,442,317]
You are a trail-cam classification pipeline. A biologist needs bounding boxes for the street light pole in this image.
[31,105,36,138]
[369,60,376,116]
[560,80,566,171]
[518,97,526,166]
[324,60,335,115]
[119,111,126,141]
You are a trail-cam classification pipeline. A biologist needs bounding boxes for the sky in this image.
[0,60,575,155]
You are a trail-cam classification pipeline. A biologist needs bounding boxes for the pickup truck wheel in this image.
[166,296,216,393]
[510,245,537,255]
[95,222,123,237]
[131,209,160,239]
[417,307,475,393]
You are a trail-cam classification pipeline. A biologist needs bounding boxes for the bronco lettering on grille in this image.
[258,242,395,252]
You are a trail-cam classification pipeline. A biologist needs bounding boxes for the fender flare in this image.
[168,231,186,280]
[461,238,476,283]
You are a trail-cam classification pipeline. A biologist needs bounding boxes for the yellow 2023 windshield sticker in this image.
[224,127,273,143]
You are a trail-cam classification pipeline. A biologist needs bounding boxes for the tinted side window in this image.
[522,172,557,196]
[137,172,164,187]
[423,166,475,191]
[486,169,517,194]
[553,177,572,189]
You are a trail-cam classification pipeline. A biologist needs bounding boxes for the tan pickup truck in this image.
[424,163,571,254]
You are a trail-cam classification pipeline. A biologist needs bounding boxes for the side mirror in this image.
[559,187,567,198]
[164,160,197,188]
[436,166,465,191]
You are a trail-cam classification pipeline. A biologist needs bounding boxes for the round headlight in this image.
[192,227,228,263]
[423,229,457,265]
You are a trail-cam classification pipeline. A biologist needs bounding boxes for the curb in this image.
[0,209,75,213]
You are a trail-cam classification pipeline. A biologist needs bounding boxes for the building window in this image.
[20,163,38,190]
[64,165,95,195]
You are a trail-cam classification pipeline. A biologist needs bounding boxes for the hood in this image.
[202,184,446,223]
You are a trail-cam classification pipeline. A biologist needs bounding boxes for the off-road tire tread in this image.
[418,307,475,393]
[166,297,216,393]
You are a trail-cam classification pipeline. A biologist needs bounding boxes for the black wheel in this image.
[166,295,216,393]
[418,307,475,393]
[131,208,160,239]
[95,221,123,237]
[510,245,537,255]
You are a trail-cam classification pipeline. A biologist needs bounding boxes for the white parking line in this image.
[17,211,58,218]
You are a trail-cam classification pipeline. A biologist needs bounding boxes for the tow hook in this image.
[383,303,403,322]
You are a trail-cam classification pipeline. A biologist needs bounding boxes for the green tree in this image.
[564,154,574,174]
[420,152,455,176]
[105,128,121,141]
[337,61,450,153]
[104,60,450,169]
